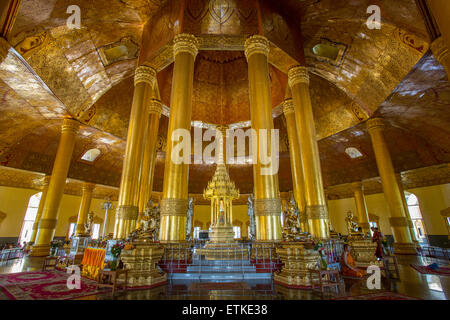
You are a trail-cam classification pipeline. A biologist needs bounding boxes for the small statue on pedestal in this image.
[186,197,194,241]
[283,197,302,241]
[130,198,161,242]
[84,211,94,236]
[247,194,256,241]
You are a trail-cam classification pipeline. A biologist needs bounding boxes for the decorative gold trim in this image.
[430,36,449,64]
[38,218,57,229]
[61,118,79,135]
[160,198,188,217]
[244,35,269,60]
[366,117,385,133]
[148,98,163,117]
[282,99,295,116]
[134,65,157,86]
[82,182,95,192]
[173,33,200,58]
[288,66,310,87]
[254,198,281,216]
[305,205,328,220]
[116,205,139,220]
[351,181,363,191]
[389,216,409,227]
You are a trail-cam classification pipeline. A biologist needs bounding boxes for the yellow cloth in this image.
[81,248,106,279]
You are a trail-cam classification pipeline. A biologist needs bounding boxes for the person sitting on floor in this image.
[341,244,366,278]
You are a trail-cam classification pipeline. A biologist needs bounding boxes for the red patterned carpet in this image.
[333,292,420,300]
[0,270,103,300]
[189,282,250,291]
[410,264,450,276]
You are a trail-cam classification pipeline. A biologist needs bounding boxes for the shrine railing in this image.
[158,241,282,276]
[322,239,345,266]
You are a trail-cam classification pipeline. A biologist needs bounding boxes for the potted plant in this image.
[313,241,328,270]
[110,242,125,270]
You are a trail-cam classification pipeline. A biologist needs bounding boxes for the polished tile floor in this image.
[0,255,448,300]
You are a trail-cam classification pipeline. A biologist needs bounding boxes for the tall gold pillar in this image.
[430,37,450,77]
[75,182,95,236]
[29,118,79,256]
[351,181,371,234]
[137,99,163,229]
[114,65,156,239]
[244,35,282,241]
[366,118,417,254]
[28,175,50,245]
[283,98,307,232]
[396,174,420,245]
[160,34,199,242]
[288,66,329,239]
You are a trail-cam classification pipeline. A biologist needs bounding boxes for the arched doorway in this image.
[406,193,427,244]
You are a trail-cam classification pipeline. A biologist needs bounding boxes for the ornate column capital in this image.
[282,99,295,116]
[366,117,385,133]
[351,181,364,192]
[244,35,269,60]
[82,182,95,193]
[173,33,200,58]
[61,118,79,135]
[0,38,10,63]
[148,98,163,117]
[134,65,157,86]
[288,66,310,87]
[430,36,449,65]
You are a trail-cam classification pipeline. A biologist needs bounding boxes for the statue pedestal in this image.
[348,235,382,268]
[69,236,90,263]
[120,239,166,288]
[274,242,320,288]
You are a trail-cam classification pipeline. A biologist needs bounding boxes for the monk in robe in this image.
[372,227,384,260]
[341,244,366,278]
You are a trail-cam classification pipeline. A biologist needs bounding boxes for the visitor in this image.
[341,244,366,278]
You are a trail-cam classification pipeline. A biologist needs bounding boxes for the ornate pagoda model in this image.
[198,126,246,260]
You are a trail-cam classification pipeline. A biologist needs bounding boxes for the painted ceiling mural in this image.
[0,0,448,196]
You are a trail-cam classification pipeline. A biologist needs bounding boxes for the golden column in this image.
[160,34,199,242]
[29,118,79,256]
[114,65,157,239]
[283,98,307,232]
[351,181,371,234]
[431,37,450,77]
[396,174,420,245]
[427,0,450,75]
[244,35,282,241]
[75,182,95,236]
[137,99,163,229]
[288,66,329,239]
[28,175,51,245]
[366,118,417,254]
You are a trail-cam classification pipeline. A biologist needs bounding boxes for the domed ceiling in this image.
[0,0,448,196]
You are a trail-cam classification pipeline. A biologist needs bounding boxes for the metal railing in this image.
[0,248,24,263]
[419,245,450,261]
[158,241,282,276]
[322,239,344,265]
